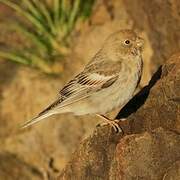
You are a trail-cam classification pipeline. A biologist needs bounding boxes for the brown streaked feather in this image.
[58,59,122,104]
[38,98,62,116]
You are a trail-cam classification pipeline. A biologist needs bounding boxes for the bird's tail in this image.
[20,110,55,129]
[20,98,63,129]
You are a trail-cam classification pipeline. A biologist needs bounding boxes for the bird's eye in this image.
[124,40,130,45]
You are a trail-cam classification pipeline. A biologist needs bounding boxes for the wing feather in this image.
[56,59,122,108]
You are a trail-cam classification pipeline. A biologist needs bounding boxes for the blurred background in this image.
[0,0,179,179]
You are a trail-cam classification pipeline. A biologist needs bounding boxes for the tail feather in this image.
[20,111,54,129]
[20,98,63,129]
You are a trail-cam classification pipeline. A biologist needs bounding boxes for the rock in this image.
[110,128,180,180]
[59,127,180,180]
[59,126,122,180]
[58,53,180,179]
[0,152,43,180]
[163,160,180,180]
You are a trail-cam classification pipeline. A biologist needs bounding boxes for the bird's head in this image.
[102,29,144,61]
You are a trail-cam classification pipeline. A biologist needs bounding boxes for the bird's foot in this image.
[96,114,123,133]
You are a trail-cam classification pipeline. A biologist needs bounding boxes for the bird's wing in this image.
[57,60,122,107]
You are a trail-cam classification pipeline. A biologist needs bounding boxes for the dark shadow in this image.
[116,66,162,119]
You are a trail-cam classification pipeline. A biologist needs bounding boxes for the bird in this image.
[21,29,144,133]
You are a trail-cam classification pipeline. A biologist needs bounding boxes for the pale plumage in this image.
[21,29,144,131]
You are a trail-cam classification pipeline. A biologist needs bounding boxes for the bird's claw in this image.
[97,120,123,133]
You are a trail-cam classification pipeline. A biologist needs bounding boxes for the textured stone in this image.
[110,128,180,180]
[0,152,43,180]
[163,160,180,180]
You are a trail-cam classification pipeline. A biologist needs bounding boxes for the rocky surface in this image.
[59,128,180,180]
[163,160,180,180]
[0,152,43,180]
[59,53,180,179]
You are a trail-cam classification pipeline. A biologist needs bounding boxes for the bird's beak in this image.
[136,37,144,50]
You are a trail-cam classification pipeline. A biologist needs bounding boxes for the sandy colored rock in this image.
[110,128,180,180]
[0,152,43,180]
[59,125,122,180]
[163,161,180,180]
[163,160,180,180]
[59,127,180,180]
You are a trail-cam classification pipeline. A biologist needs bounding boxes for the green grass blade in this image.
[23,52,53,73]
[0,0,95,74]
[11,22,49,55]
[32,0,56,35]
[60,0,70,25]
[0,0,60,49]
[0,51,31,65]
[58,0,72,38]
[0,50,53,73]
[54,0,60,26]
[22,0,42,20]
[60,0,66,24]
[68,0,81,34]
[80,0,95,19]
[0,0,49,35]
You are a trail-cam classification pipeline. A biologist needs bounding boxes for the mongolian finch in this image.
[21,29,144,133]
